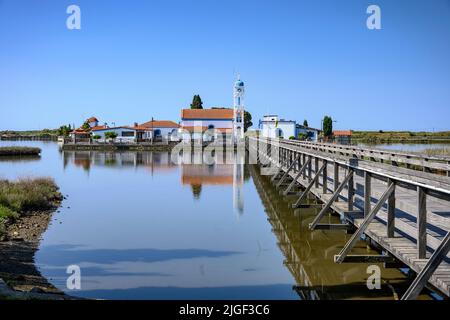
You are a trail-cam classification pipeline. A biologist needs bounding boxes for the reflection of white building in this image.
[260,115,296,139]
[180,153,244,215]
[233,153,244,215]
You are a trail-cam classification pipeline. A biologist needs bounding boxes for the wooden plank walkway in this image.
[248,137,450,299]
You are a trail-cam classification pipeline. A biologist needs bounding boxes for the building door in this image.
[275,128,284,138]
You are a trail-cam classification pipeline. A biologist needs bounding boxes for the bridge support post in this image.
[302,154,306,179]
[348,170,354,211]
[283,158,311,196]
[401,231,450,300]
[334,162,339,202]
[364,172,371,217]
[276,154,301,188]
[308,156,312,182]
[417,186,427,259]
[292,162,326,208]
[308,170,354,230]
[334,182,395,263]
[387,179,396,238]
[314,157,319,188]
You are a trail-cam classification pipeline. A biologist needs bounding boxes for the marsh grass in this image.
[0,147,41,156]
[0,178,62,235]
[420,148,450,157]
[352,131,450,143]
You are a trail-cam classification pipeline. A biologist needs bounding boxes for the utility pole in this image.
[151,117,154,145]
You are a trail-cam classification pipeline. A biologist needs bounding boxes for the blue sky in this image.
[0,0,449,131]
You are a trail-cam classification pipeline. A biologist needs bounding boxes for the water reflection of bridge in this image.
[249,164,427,300]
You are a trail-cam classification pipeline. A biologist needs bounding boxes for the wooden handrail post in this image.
[334,162,339,202]
[314,157,319,188]
[417,186,427,259]
[348,170,354,211]
[364,172,371,217]
[387,179,396,238]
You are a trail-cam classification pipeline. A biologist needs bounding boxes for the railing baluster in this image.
[417,186,427,259]
[348,170,354,211]
[387,179,396,238]
[334,162,339,202]
[364,172,371,217]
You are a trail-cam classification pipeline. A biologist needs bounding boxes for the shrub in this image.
[289,136,296,140]
[0,177,61,212]
[92,135,101,140]
[0,204,18,220]
[104,132,118,140]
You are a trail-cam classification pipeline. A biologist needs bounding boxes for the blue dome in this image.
[235,80,244,87]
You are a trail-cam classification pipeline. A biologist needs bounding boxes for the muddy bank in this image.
[0,205,75,299]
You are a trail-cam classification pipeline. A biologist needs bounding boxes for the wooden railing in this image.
[247,136,450,300]
[280,139,450,176]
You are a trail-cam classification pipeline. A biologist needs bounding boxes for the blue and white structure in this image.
[233,77,245,142]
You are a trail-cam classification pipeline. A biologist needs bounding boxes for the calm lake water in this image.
[0,141,428,300]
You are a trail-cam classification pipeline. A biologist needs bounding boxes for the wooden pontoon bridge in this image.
[247,137,450,300]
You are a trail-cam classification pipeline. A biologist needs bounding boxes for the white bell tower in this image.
[233,77,245,143]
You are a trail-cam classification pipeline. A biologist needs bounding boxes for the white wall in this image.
[92,128,138,142]
[181,120,233,129]
[143,127,179,141]
[261,122,296,139]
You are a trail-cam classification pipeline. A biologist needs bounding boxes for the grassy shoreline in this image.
[0,178,62,238]
[0,147,41,156]
[352,131,450,144]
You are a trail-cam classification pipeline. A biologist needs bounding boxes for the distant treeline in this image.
[0,129,59,141]
[352,131,450,143]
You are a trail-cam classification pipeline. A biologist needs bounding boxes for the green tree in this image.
[104,132,118,142]
[323,116,333,138]
[298,133,307,141]
[190,95,203,109]
[57,124,72,137]
[81,122,91,131]
[191,184,202,200]
[303,119,308,127]
[244,110,253,132]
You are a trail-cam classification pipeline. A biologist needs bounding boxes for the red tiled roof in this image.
[140,120,180,128]
[87,117,98,122]
[333,130,352,136]
[90,125,107,131]
[181,109,234,120]
[71,128,91,135]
